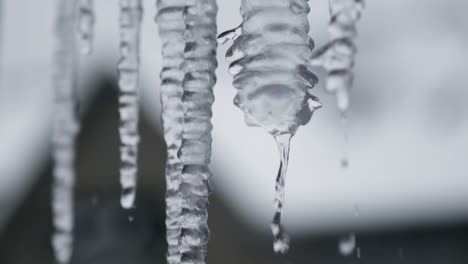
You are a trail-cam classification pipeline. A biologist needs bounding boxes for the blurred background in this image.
[1,0,468,263]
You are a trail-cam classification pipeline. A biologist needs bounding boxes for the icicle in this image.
[118,0,142,209]
[52,1,80,263]
[155,0,187,263]
[77,0,95,55]
[218,0,321,254]
[311,0,364,112]
[176,1,218,264]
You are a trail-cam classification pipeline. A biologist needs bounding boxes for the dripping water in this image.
[338,232,356,256]
[77,0,95,55]
[271,133,292,254]
[118,0,142,209]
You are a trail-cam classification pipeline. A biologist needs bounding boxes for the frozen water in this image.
[155,0,187,263]
[52,0,80,263]
[311,0,365,112]
[118,0,142,209]
[177,1,218,264]
[219,0,321,254]
[77,0,95,55]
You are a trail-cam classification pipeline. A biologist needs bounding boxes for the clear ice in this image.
[311,0,364,112]
[52,0,80,263]
[118,0,143,209]
[177,1,218,264]
[155,0,187,263]
[77,0,95,55]
[218,0,321,254]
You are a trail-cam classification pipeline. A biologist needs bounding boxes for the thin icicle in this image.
[311,0,365,112]
[52,1,79,263]
[155,1,186,263]
[218,0,321,254]
[177,1,218,264]
[118,0,142,209]
[77,0,95,55]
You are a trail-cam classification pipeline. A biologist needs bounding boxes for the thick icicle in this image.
[177,1,218,264]
[155,1,186,263]
[218,0,321,254]
[311,0,364,112]
[52,1,79,263]
[118,0,142,209]
[77,0,95,55]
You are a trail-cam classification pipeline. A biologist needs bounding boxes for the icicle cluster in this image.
[118,0,143,209]
[311,0,364,112]
[155,1,186,263]
[52,1,80,263]
[77,0,95,55]
[218,0,321,254]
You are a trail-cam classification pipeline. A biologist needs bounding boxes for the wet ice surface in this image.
[52,1,80,263]
[219,0,321,254]
[77,0,95,55]
[176,1,218,264]
[155,0,187,263]
[118,0,142,209]
[311,0,364,112]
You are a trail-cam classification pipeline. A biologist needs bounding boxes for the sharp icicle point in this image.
[52,0,80,263]
[118,0,143,209]
[218,0,321,254]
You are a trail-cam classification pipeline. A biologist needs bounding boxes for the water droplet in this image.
[338,233,356,256]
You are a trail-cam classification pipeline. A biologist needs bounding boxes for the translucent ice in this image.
[118,0,142,209]
[156,0,187,263]
[177,1,218,264]
[52,1,80,263]
[311,0,364,112]
[219,0,321,254]
[77,0,95,55]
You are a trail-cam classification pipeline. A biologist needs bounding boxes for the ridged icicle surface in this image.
[179,1,218,264]
[52,0,79,263]
[77,0,95,55]
[155,0,186,263]
[118,0,143,209]
[218,0,321,254]
[311,0,364,112]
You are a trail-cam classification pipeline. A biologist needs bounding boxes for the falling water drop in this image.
[338,233,356,256]
[52,1,80,263]
[118,0,142,209]
[218,0,321,253]
[311,0,365,113]
[77,0,95,55]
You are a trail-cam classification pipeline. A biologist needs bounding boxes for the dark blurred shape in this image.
[0,75,468,264]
